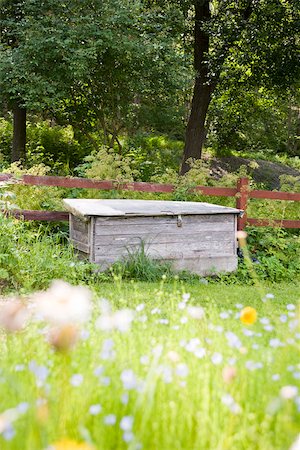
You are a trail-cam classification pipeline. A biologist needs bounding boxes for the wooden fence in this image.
[1,174,300,230]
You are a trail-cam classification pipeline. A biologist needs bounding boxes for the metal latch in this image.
[177,215,183,227]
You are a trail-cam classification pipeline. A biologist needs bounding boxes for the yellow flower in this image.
[240,306,257,325]
[50,439,94,450]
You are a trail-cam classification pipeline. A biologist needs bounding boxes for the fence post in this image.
[236,177,249,230]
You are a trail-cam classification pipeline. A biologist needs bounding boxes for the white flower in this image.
[123,431,134,443]
[289,434,300,450]
[120,416,134,431]
[211,353,223,365]
[136,304,145,312]
[187,306,204,320]
[176,363,189,378]
[70,374,83,387]
[272,374,280,381]
[33,280,92,326]
[269,338,283,348]
[287,304,296,311]
[104,414,116,425]
[89,404,102,415]
[96,309,134,333]
[221,394,241,414]
[225,332,242,349]
[121,370,138,390]
[182,293,190,302]
[178,302,186,310]
[220,312,230,319]
[280,385,298,400]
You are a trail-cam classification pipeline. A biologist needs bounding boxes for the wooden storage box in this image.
[63,199,241,276]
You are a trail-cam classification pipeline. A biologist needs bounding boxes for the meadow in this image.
[0,277,299,450]
[0,211,299,450]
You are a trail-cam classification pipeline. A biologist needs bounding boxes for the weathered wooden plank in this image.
[94,231,233,246]
[247,218,300,228]
[250,190,300,201]
[95,214,233,225]
[94,223,234,237]
[94,240,234,259]
[10,210,69,221]
[71,216,89,233]
[71,229,89,245]
[70,239,90,253]
[94,216,234,237]
[171,256,237,275]
[91,255,237,276]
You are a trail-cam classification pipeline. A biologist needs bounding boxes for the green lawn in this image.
[0,281,299,449]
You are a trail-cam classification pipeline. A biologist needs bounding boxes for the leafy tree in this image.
[178,0,300,172]
[0,0,187,161]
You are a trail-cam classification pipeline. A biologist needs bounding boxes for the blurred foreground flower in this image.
[240,307,257,325]
[33,280,92,326]
[48,439,94,450]
[290,434,300,450]
[0,300,28,333]
[236,231,247,248]
[222,366,237,384]
[49,325,79,353]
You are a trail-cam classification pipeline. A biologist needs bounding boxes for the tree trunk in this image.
[12,104,26,162]
[181,0,212,174]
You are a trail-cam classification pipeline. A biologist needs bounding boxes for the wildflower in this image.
[136,304,145,312]
[220,312,230,319]
[236,231,247,248]
[96,309,134,333]
[240,307,257,325]
[104,414,116,425]
[280,385,298,400]
[287,304,296,311]
[176,363,189,378]
[70,374,83,387]
[245,360,263,371]
[140,355,150,365]
[49,439,94,449]
[167,351,180,363]
[289,435,300,450]
[120,416,134,431]
[221,394,241,414]
[33,280,92,326]
[121,370,138,390]
[120,393,129,405]
[89,404,102,415]
[0,300,28,333]
[49,324,79,352]
[182,293,190,302]
[178,302,186,310]
[272,374,280,381]
[225,331,242,349]
[222,366,237,384]
[269,338,284,348]
[211,353,223,365]
[123,431,135,443]
[187,306,204,320]
[29,361,49,387]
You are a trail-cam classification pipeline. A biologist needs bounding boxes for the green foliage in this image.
[81,147,137,182]
[0,216,93,292]
[217,227,300,285]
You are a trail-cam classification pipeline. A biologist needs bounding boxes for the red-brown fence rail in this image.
[1,175,300,230]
